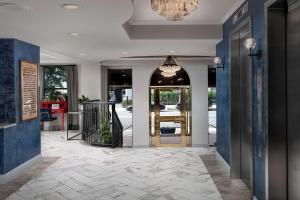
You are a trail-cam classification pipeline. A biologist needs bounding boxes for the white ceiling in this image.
[0,0,244,64]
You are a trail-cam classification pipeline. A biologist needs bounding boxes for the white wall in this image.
[185,63,208,146]
[103,60,208,147]
[78,63,101,100]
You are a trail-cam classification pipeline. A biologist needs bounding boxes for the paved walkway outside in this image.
[6,131,222,200]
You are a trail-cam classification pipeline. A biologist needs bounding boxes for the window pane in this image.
[45,89,68,101]
[43,66,68,101]
[44,66,67,89]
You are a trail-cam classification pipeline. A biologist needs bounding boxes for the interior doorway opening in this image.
[208,68,217,147]
[108,69,133,147]
[149,67,192,147]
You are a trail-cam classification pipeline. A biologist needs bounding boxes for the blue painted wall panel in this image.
[0,39,40,174]
[216,1,267,199]
[0,128,3,174]
[0,39,15,124]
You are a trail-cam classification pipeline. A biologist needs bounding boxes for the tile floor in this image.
[201,155,251,200]
[0,157,59,200]
[2,131,250,200]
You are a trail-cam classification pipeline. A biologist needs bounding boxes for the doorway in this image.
[208,68,217,147]
[230,19,253,189]
[149,67,192,147]
[108,69,133,147]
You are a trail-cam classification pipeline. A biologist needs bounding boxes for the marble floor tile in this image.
[0,157,59,200]
[3,131,224,200]
[201,155,251,200]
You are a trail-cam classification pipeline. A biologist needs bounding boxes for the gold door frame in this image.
[149,86,192,147]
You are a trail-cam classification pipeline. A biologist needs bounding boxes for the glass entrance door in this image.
[149,87,191,147]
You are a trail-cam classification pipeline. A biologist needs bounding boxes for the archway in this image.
[149,67,192,147]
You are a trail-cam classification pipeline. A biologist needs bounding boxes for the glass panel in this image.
[208,87,216,146]
[43,66,68,101]
[149,87,192,147]
[160,122,181,135]
[159,89,181,116]
[44,89,68,101]
[44,66,68,89]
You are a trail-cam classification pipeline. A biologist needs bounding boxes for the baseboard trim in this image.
[216,151,230,172]
[0,154,41,184]
[192,144,209,148]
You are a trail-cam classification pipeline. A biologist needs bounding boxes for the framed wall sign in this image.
[20,60,38,121]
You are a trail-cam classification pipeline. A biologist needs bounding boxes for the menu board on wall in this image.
[20,61,38,121]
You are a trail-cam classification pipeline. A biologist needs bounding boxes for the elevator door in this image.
[230,22,252,188]
[288,2,300,199]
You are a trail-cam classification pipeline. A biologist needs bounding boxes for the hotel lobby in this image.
[0,0,299,199]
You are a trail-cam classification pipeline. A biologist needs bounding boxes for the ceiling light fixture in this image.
[62,4,80,10]
[79,53,85,56]
[69,33,80,36]
[151,0,198,21]
[159,56,181,77]
[161,71,176,78]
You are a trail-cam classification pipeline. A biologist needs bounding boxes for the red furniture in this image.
[40,101,68,130]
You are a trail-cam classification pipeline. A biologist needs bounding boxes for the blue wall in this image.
[0,40,15,124]
[216,1,267,199]
[0,39,40,175]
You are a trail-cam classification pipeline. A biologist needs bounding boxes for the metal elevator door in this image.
[230,22,252,189]
[288,2,300,199]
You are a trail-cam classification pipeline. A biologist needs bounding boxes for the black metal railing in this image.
[82,101,123,148]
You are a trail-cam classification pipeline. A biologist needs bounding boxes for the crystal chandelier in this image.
[159,56,181,77]
[151,0,198,21]
[161,71,176,77]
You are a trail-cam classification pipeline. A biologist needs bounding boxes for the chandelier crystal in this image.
[151,0,198,21]
[159,56,181,77]
[161,71,176,77]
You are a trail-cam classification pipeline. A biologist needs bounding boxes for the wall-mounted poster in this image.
[20,60,38,121]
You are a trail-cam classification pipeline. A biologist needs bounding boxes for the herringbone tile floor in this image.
[6,131,222,200]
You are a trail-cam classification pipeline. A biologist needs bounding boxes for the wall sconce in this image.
[244,38,262,60]
[214,56,224,70]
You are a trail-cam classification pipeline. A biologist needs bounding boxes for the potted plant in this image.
[48,89,63,102]
[99,115,112,146]
[78,95,90,111]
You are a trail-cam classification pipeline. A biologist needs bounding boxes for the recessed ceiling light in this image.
[62,4,80,10]
[170,50,176,53]
[79,53,85,56]
[69,33,80,36]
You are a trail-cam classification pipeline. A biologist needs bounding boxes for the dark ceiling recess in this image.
[108,69,132,86]
[208,68,216,87]
[150,67,190,86]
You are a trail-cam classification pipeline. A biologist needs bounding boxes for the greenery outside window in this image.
[43,66,68,101]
